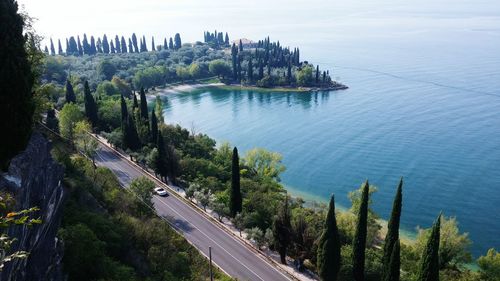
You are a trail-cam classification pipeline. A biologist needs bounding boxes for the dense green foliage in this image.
[0,0,35,169]
[49,136,231,281]
[33,29,497,281]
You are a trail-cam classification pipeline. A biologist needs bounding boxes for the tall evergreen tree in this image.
[287,62,292,83]
[65,80,76,103]
[50,38,55,55]
[150,108,158,145]
[102,34,109,53]
[383,178,403,280]
[77,35,83,55]
[110,41,115,53]
[225,32,229,46]
[43,45,49,54]
[90,36,96,54]
[163,38,168,50]
[316,65,320,83]
[120,36,127,53]
[229,147,242,217]
[0,0,35,168]
[128,38,133,53]
[151,36,155,51]
[352,180,370,281]
[114,35,121,53]
[174,33,182,50]
[418,215,441,281]
[273,196,292,264]
[96,37,102,53]
[258,60,264,80]
[168,37,174,50]
[58,39,63,54]
[239,39,243,52]
[65,38,70,54]
[132,33,139,53]
[83,81,98,127]
[247,57,253,81]
[123,113,141,150]
[317,195,341,281]
[384,240,401,281]
[82,34,90,55]
[139,87,149,121]
[120,94,128,121]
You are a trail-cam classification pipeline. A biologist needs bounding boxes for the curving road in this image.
[93,143,291,281]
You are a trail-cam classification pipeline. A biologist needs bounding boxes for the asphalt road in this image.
[94,144,290,281]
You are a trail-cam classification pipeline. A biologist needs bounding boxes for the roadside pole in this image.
[209,246,213,281]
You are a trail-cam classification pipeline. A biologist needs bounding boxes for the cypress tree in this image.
[124,113,140,150]
[68,36,78,55]
[225,32,229,46]
[0,0,35,168]
[229,147,242,217]
[96,38,103,53]
[83,81,98,127]
[316,65,320,83]
[90,36,96,54]
[287,61,292,83]
[50,38,55,55]
[120,36,127,53]
[58,39,63,55]
[142,35,148,52]
[65,38,69,54]
[247,57,253,81]
[139,87,148,121]
[384,240,401,281]
[163,38,168,50]
[383,178,403,280]
[128,38,133,53]
[77,35,83,55]
[82,34,90,55]
[174,33,182,50]
[132,33,139,52]
[352,180,370,281]
[273,196,291,264]
[115,35,121,53]
[43,46,49,54]
[110,41,115,53]
[418,215,441,281]
[150,108,158,145]
[120,94,128,121]
[317,195,341,281]
[102,34,109,53]
[169,37,174,50]
[151,36,155,51]
[239,39,243,52]
[65,80,76,103]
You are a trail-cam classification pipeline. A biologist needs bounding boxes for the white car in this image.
[154,187,168,197]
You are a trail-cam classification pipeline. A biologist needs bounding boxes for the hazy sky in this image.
[18,0,500,51]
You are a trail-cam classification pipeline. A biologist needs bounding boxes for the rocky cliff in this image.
[0,132,65,281]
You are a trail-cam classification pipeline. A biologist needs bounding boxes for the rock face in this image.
[0,132,65,281]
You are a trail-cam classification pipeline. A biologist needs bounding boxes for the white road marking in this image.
[95,148,282,281]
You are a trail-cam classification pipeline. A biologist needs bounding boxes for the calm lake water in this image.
[155,0,500,257]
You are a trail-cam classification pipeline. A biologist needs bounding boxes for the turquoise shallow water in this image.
[162,48,500,257]
[155,0,500,258]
